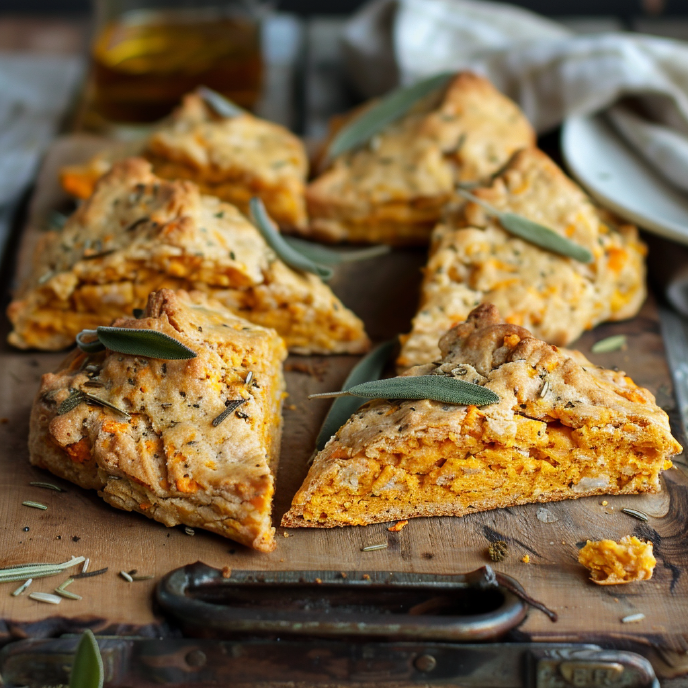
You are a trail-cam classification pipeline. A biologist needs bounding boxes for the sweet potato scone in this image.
[578,536,656,585]
[61,91,308,230]
[282,304,680,528]
[398,147,646,368]
[29,289,286,551]
[305,72,535,245]
[9,158,369,354]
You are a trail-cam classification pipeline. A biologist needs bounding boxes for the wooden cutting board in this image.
[2,136,688,682]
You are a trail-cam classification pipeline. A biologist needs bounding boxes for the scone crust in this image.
[10,158,369,355]
[398,147,647,368]
[305,72,535,245]
[283,304,681,528]
[29,289,286,552]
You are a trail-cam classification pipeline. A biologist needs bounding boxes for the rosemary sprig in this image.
[309,375,500,406]
[76,326,197,360]
[69,629,104,688]
[316,339,396,451]
[325,72,454,160]
[0,556,85,583]
[458,189,593,264]
[58,389,130,419]
[212,398,248,427]
[249,198,332,280]
[198,86,246,118]
[591,335,627,353]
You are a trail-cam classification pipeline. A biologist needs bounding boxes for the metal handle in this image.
[155,561,528,642]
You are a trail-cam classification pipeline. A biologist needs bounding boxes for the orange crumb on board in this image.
[363,574,370,580]
[283,532,290,538]
[388,520,409,532]
[222,566,232,579]
[521,555,530,563]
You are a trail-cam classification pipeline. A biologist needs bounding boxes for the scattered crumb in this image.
[340,572,347,578]
[221,566,232,579]
[579,536,656,585]
[601,500,608,506]
[285,404,297,411]
[363,574,370,580]
[315,577,322,584]
[283,532,290,538]
[279,558,284,562]
[387,520,408,532]
[521,555,530,564]
[561,541,566,545]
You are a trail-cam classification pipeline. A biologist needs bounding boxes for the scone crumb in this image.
[578,536,655,585]
[340,572,348,578]
[521,555,530,564]
[283,532,290,538]
[601,500,608,506]
[388,520,408,532]
[221,566,232,579]
[362,574,371,580]
[315,577,322,585]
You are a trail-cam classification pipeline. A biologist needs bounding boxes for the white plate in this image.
[561,113,688,245]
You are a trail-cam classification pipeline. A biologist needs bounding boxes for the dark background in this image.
[2,0,688,15]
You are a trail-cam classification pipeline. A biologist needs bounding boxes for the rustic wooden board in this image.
[2,137,688,683]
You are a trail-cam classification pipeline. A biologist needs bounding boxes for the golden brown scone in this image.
[60,91,308,230]
[305,72,535,245]
[282,304,680,529]
[9,158,369,354]
[29,289,286,552]
[578,536,656,585]
[398,147,647,368]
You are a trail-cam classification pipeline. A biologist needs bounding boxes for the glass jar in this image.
[88,0,269,126]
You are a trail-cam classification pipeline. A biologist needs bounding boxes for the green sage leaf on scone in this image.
[458,188,593,263]
[76,327,197,359]
[316,339,397,451]
[310,375,500,406]
[326,72,455,160]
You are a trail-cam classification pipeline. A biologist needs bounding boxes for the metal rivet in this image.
[414,654,436,672]
[186,649,207,667]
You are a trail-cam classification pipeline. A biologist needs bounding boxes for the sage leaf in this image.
[458,189,593,264]
[77,327,197,360]
[70,629,104,688]
[198,86,245,118]
[316,339,396,451]
[326,72,454,160]
[284,236,390,266]
[591,334,627,353]
[310,375,499,406]
[250,198,332,280]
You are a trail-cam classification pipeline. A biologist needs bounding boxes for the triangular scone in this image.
[397,147,646,368]
[61,91,308,230]
[9,158,369,354]
[29,289,286,552]
[282,304,680,528]
[305,72,535,245]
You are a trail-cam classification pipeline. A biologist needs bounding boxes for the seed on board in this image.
[29,592,62,605]
[621,508,649,522]
[488,541,509,562]
[621,613,645,623]
[184,527,196,536]
[119,571,134,582]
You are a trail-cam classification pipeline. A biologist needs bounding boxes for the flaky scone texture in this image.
[10,158,369,355]
[398,147,647,368]
[305,72,535,245]
[61,92,308,230]
[578,536,656,585]
[29,289,286,552]
[283,304,681,528]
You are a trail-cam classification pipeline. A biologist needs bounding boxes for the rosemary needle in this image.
[11,579,32,596]
[22,501,48,510]
[361,543,388,551]
[119,571,134,583]
[29,482,65,492]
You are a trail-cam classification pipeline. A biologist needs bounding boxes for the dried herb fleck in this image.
[212,398,248,427]
[487,541,509,562]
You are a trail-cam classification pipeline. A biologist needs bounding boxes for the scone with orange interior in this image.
[282,304,680,528]
[8,158,369,354]
[397,147,646,369]
[29,289,286,552]
[61,90,308,230]
[305,72,535,245]
[578,536,656,585]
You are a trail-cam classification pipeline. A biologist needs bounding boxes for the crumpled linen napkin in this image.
[342,0,688,195]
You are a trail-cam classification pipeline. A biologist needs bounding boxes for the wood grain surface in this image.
[2,137,688,683]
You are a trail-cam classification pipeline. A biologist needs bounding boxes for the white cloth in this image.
[342,0,688,194]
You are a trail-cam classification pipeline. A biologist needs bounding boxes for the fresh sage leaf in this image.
[77,327,197,360]
[316,339,396,451]
[458,189,593,264]
[198,86,246,118]
[250,198,333,280]
[310,375,500,406]
[326,72,454,161]
[70,629,104,688]
[591,334,627,353]
[284,236,390,266]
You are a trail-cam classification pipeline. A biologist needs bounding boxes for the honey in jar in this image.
[90,7,263,124]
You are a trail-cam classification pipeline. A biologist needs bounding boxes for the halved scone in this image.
[305,72,535,245]
[282,304,680,528]
[29,289,286,551]
[397,147,647,368]
[9,158,369,354]
[61,91,308,230]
